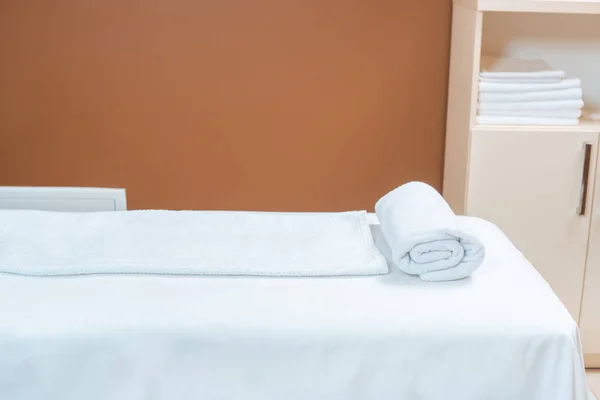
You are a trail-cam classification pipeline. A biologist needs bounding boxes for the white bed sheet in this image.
[0,216,591,400]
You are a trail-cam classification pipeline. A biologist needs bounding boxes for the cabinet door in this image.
[580,155,600,362]
[467,129,598,320]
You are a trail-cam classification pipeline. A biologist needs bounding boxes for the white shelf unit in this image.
[457,0,600,14]
[443,1,600,367]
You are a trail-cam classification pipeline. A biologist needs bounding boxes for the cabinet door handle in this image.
[578,143,592,216]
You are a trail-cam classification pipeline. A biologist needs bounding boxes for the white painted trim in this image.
[456,0,600,14]
[0,187,127,211]
[478,0,600,14]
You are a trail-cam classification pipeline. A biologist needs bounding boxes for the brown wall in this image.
[0,0,451,211]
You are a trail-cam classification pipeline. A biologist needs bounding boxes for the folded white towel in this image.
[374,182,485,282]
[0,210,388,277]
[479,88,582,103]
[476,115,579,126]
[480,78,563,84]
[479,109,582,118]
[480,56,565,80]
[479,78,581,93]
[478,99,584,111]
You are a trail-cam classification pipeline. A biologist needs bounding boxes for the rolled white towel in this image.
[375,182,485,281]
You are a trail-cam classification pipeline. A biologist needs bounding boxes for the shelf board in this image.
[456,0,600,14]
[474,119,600,132]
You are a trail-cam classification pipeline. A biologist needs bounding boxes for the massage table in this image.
[0,215,592,399]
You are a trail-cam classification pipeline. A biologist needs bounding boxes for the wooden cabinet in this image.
[443,0,600,366]
[580,164,600,361]
[467,129,598,319]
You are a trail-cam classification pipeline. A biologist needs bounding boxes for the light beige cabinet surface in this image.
[580,168,600,363]
[467,129,598,319]
[443,0,600,367]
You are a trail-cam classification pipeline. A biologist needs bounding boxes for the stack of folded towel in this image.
[477,56,584,126]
